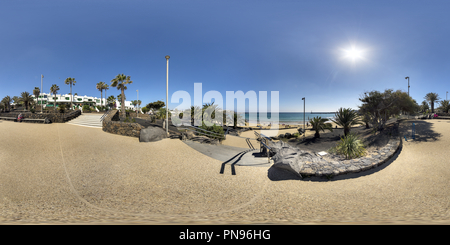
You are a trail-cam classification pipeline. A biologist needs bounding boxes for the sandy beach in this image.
[0,119,449,224]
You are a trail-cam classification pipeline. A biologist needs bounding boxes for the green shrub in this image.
[82,105,91,111]
[330,133,366,159]
[198,122,224,140]
[141,107,150,114]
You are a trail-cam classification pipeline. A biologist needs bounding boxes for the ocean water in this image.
[239,112,335,125]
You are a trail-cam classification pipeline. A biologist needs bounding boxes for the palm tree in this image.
[420,100,430,113]
[136,99,141,112]
[102,83,109,109]
[309,116,333,138]
[50,84,60,112]
[1,96,12,112]
[424,92,441,113]
[96,81,106,108]
[12,96,21,109]
[33,87,40,110]
[107,95,116,109]
[20,91,34,110]
[331,107,364,136]
[64,77,76,110]
[111,73,132,117]
[438,100,450,113]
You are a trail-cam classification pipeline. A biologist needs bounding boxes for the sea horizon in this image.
[239,112,336,125]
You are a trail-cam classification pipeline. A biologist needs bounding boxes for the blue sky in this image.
[1,0,450,112]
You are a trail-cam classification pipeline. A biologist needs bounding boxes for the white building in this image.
[31,93,137,110]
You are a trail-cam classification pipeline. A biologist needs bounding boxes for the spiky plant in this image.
[332,133,366,159]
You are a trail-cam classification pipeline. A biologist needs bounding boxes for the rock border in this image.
[298,137,402,178]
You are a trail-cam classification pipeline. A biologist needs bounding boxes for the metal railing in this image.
[182,125,226,140]
[255,131,273,163]
[100,110,112,122]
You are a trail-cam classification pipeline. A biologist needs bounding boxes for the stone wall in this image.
[0,110,81,123]
[102,110,145,138]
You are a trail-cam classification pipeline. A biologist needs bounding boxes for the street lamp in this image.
[302,97,305,140]
[447,91,448,100]
[165,55,170,136]
[40,74,43,113]
[405,76,410,96]
[136,89,139,118]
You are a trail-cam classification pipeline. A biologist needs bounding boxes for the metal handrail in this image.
[182,125,226,139]
[100,110,111,122]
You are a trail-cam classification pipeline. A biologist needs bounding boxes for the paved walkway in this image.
[0,119,449,224]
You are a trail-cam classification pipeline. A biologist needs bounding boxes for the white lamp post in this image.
[40,74,43,113]
[165,55,170,135]
[302,97,305,140]
[136,89,139,118]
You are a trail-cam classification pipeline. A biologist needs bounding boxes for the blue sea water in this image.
[240,112,335,125]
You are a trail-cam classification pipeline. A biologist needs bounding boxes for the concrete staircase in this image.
[66,113,103,128]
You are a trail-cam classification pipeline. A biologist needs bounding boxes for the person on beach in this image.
[17,113,23,122]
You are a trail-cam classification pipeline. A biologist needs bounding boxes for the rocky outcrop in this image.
[139,126,168,142]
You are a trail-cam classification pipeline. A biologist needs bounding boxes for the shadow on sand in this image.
[399,119,442,142]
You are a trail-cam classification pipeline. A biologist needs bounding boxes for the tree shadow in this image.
[399,119,442,142]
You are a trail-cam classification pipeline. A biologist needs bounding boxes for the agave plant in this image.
[331,107,364,136]
[332,133,366,159]
[309,116,333,138]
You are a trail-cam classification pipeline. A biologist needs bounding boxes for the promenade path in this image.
[0,119,449,224]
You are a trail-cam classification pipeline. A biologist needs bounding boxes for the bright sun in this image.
[341,46,365,62]
[344,47,363,61]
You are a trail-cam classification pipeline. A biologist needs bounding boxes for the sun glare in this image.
[343,47,364,61]
[346,48,362,59]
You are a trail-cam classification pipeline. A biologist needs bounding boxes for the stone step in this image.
[66,114,103,128]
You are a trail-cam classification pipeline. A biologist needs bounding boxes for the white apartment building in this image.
[31,93,137,110]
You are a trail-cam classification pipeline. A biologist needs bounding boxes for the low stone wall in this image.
[102,110,145,138]
[0,110,81,123]
[298,138,402,178]
[127,112,151,119]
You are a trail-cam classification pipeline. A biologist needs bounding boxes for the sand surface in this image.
[0,119,449,224]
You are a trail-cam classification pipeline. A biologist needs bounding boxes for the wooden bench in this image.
[0,117,16,121]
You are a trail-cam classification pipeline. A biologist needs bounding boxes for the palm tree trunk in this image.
[70,84,73,110]
[100,90,103,108]
[121,89,125,117]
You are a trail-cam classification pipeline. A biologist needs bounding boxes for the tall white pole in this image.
[165,55,170,135]
[136,89,139,118]
[41,74,43,113]
[302,97,305,141]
